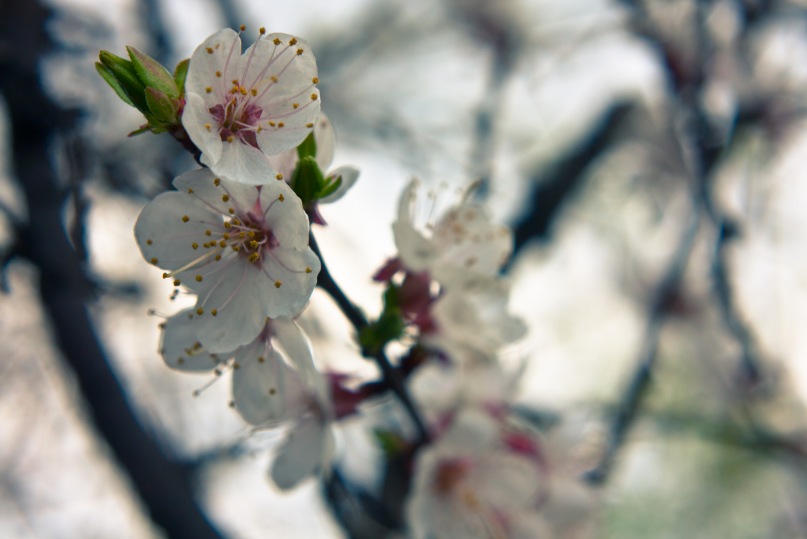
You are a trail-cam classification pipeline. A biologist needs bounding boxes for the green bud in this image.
[296,131,317,160]
[126,46,179,98]
[291,155,325,205]
[145,87,178,124]
[359,285,405,355]
[97,51,148,111]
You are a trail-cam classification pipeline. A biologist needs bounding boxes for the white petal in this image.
[319,165,359,204]
[393,220,437,273]
[134,191,216,271]
[182,93,224,164]
[173,168,262,217]
[186,28,241,98]
[269,413,332,490]
[259,180,310,249]
[232,346,308,426]
[313,114,335,170]
[261,247,321,317]
[203,139,277,185]
[189,263,273,353]
[160,308,227,371]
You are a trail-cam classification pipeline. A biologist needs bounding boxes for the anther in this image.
[296,48,304,55]
[311,93,318,101]
[305,267,312,273]
[312,77,319,84]
[182,215,190,222]
[239,24,246,31]
[273,38,282,45]
[278,194,285,202]
[150,257,158,264]
[146,239,153,245]
[196,307,204,315]
[205,86,212,93]
[206,47,214,54]
[192,242,199,249]
[214,178,221,186]
[274,280,282,288]
[275,173,283,180]
[259,27,266,35]
[211,309,218,316]
[289,38,298,46]
[195,275,203,282]
[221,194,230,202]
[173,279,181,286]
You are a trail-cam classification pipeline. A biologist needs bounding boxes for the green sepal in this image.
[127,46,179,98]
[291,155,325,206]
[317,175,343,199]
[145,87,178,124]
[95,62,136,108]
[359,285,405,355]
[296,131,317,160]
[173,58,190,96]
[98,50,148,111]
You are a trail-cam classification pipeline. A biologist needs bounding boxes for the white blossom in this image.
[135,168,320,353]
[406,409,552,539]
[183,28,321,184]
[392,179,512,288]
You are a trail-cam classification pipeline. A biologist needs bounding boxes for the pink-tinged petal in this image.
[202,139,277,185]
[319,165,359,204]
[160,308,227,372]
[468,452,546,509]
[261,246,320,318]
[134,191,215,271]
[185,28,241,100]
[260,181,310,249]
[393,219,438,273]
[182,93,223,164]
[269,412,332,490]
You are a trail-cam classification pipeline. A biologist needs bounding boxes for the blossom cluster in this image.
[106,25,599,537]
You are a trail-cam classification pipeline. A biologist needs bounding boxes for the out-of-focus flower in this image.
[161,310,334,489]
[183,28,320,184]
[406,409,552,539]
[391,179,512,288]
[135,169,319,353]
[424,277,527,362]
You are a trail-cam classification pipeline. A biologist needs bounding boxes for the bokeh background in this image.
[2,0,807,537]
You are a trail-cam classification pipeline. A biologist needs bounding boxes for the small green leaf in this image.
[127,46,179,98]
[296,131,317,160]
[359,285,405,355]
[373,429,407,456]
[145,87,177,123]
[173,58,190,96]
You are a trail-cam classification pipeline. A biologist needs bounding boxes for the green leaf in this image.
[296,131,317,160]
[373,429,407,456]
[290,156,325,205]
[145,87,177,123]
[98,50,148,111]
[127,46,179,98]
[173,58,190,96]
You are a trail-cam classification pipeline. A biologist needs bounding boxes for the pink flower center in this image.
[209,86,263,148]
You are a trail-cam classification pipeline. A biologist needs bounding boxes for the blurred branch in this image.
[586,193,700,484]
[510,101,634,257]
[0,2,225,537]
[310,231,430,444]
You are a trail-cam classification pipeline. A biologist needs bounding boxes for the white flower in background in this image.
[161,310,334,489]
[424,277,527,362]
[408,357,524,426]
[406,409,553,539]
[183,27,321,184]
[135,168,320,353]
[392,179,512,288]
[268,113,360,205]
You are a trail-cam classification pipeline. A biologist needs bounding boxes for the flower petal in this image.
[160,308,227,371]
[269,412,332,490]
[319,165,360,204]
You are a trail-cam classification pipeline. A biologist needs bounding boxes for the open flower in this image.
[161,310,334,489]
[135,168,320,353]
[392,179,512,289]
[183,28,321,184]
